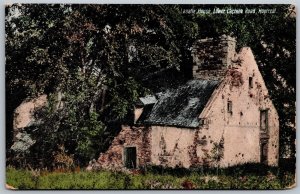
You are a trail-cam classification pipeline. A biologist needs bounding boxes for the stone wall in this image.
[97,125,151,170]
[97,125,205,170]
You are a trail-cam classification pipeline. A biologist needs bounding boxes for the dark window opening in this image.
[200,118,208,125]
[249,77,253,88]
[260,110,268,132]
[124,147,137,169]
[260,142,268,164]
[227,101,232,113]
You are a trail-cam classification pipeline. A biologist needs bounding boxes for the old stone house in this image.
[97,35,279,170]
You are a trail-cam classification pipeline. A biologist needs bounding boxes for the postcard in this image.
[5,4,296,190]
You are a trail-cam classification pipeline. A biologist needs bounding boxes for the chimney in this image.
[191,35,236,80]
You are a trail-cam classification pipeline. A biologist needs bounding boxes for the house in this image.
[95,35,279,170]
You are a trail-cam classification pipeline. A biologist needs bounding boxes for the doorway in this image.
[260,142,268,165]
[124,147,137,169]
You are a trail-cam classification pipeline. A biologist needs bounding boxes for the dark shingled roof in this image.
[137,79,220,128]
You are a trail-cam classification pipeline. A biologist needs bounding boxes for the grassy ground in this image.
[6,165,295,190]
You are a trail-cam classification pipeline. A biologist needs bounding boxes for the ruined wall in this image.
[98,125,203,169]
[198,47,279,167]
[97,125,151,170]
[191,35,236,80]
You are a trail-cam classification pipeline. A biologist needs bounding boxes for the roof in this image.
[137,79,220,128]
[139,95,157,105]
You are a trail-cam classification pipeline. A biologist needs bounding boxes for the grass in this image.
[6,165,295,190]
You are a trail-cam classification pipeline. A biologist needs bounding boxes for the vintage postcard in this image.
[5,4,296,190]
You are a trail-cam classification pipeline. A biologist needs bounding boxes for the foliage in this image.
[6,4,198,168]
[6,165,295,189]
[210,136,224,164]
[6,4,197,167]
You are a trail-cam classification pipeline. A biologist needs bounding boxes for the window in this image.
[200,118,208,125]
[227,101,232,113]
[124,147,137,169]
[260,110,268,132]
[249,77,253,88]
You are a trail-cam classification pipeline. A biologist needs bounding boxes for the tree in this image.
[6,4,198,167]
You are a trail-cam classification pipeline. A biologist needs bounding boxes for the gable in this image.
[199,47,279,120]
[137,79,220,128]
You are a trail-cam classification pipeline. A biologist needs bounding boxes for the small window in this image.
[227,101,232,113]
[200,118,208,125]
[249,77,253,88]
[260,110,268,132]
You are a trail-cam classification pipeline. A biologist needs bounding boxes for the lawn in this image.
[6,165,295,190]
